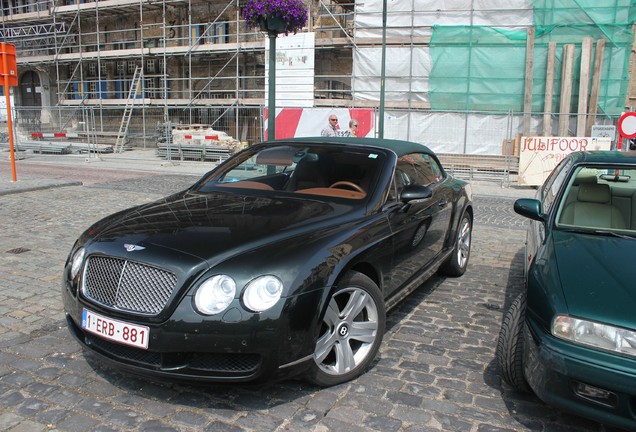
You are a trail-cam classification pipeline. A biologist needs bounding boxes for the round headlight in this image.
[70,247,85,279]
[194,275,237,315]
[242,275,283,312]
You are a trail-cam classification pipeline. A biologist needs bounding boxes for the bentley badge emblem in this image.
[124,244,146,252]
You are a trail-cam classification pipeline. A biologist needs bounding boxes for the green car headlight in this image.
[552,315,636,358]
[194,275,236,315]
[242,275,283,312]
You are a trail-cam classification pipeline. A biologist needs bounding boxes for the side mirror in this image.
[400,184,433,204]
[514,198,545,222]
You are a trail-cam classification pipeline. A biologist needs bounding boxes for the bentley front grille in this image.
[82,256,177,315]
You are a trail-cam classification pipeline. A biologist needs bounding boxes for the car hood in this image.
[84,190,361,264]
[552,230,636,327]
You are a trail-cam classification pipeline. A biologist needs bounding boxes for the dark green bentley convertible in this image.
[63,137,473,386]
[497,151,636,430]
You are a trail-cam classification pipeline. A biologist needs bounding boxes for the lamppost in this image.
[379,0,387,139]
[261,18,287,140]
[241,0,308,142]
[268,32,276,140]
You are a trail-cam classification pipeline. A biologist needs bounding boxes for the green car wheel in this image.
[496,292,531,392]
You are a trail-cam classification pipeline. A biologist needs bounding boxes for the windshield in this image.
[555,165,636,235]
[196,143,388,200]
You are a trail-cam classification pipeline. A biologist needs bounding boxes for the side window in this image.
[541,157,572,213]
[422,154,443,183]
[389,153,441,202]
[397,153,440,187]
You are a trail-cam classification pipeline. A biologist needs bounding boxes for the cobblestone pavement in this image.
[0,158,622,432]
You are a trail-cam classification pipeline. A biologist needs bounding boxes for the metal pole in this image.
[378,0,387,139]
[1,47,16,182]
[268,32,276,140]
[4,81,16,182]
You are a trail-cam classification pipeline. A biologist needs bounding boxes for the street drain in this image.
[6,247,31,254]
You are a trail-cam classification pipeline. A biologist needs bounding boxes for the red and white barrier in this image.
[31,132,79,139]
[264,107,376,140]
[184,135,219,140]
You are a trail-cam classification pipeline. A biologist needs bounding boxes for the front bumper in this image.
[62,280,325,383]
[524,320,636,430]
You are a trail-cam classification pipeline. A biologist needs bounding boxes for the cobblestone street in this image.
[0,157,621,432]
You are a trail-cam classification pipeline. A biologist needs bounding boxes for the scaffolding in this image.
[0,0,362,104]
[0,0,634,155]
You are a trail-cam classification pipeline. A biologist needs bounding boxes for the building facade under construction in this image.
[1,0,635,156]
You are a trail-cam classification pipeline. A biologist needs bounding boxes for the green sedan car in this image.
[497,151,636,430]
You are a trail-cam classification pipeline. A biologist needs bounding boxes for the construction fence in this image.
[1,104,619,184]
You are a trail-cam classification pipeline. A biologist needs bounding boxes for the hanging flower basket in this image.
[242,0,308,36]
[259,15,288,34]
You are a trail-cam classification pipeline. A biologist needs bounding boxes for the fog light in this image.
[571,381,617,408]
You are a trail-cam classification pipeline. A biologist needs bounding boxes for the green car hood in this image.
[552,230,636,329]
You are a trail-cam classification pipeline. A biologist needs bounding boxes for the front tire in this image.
[496,292,531,392]
[305,272,386,387]
[439,211,472,276]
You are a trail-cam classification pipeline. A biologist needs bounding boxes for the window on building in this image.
[146,59,156,74]
[89,81,97,98]
[116,61,125,76]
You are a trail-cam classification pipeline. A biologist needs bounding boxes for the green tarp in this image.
[429,0,636,116]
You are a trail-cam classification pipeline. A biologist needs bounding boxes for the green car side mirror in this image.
[514,198,545,222]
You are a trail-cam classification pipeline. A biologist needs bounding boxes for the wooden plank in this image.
[577,37,593,137]
[543,42,556,136]
[558,44,575,136]
[586,39,606,137]
[523,28,535,135]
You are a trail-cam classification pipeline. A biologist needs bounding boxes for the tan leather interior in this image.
[560,183,626,229]
[217,181,274,190]
[296,187,366,199]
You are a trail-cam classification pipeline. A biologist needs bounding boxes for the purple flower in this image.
[242,0,308,35]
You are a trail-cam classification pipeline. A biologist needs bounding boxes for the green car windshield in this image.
[555,165,636,234]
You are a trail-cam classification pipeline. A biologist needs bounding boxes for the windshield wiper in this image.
[591,230,636,240]
[557,226,588,234]
[558,226,636,239]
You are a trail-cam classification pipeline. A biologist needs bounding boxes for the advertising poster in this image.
[265,32,315,108]
[518,136,612,186]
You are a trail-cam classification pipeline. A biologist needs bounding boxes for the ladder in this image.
[114,66,142,153]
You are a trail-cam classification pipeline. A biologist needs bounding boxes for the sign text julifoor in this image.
[518,136,611,186]
[521,136,595,153]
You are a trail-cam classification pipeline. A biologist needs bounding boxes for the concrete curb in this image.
[0,179,83,196]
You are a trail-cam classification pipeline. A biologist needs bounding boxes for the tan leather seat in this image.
[560,183,626,229]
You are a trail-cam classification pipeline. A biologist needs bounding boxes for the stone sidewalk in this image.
[1,151,614,432]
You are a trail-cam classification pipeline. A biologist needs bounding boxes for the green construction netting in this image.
[429,0,636,117]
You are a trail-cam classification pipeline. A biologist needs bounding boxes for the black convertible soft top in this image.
[273,136,434,158]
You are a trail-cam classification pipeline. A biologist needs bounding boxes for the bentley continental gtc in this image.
[497,151,636,430]
[63,137,473,386]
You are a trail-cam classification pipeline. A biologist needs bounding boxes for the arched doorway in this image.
[19,70,42,125]
[20,71,42,107]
